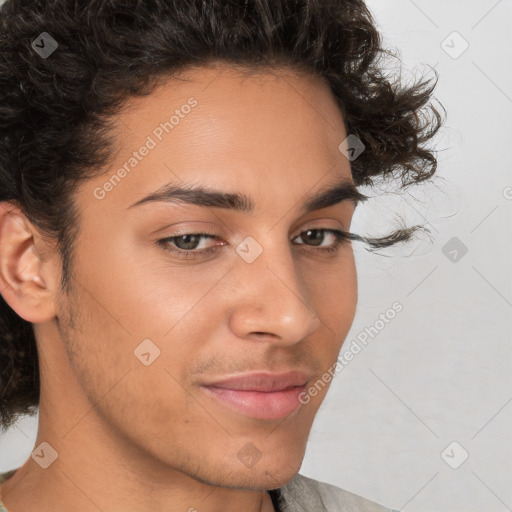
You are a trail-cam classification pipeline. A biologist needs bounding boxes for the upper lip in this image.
[202,371,312,392]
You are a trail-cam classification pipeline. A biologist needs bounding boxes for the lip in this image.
[200,371,311,420]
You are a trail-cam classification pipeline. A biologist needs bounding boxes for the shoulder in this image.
[277,473,398,512]
[0,469,18,512]
[0,470,16,485]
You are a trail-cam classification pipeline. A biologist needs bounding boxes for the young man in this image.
[0,1,442,510]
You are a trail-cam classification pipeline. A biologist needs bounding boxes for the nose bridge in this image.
[227,233,320,343]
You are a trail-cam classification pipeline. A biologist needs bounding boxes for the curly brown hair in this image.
[0,0,444,432]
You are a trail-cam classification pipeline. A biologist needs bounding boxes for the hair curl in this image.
[0,0,444,432]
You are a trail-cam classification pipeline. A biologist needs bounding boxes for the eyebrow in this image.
[127,178,367,213]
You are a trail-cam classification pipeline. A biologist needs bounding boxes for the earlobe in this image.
[0,201,57,323]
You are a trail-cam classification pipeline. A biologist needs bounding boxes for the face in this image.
[41,64,358,490]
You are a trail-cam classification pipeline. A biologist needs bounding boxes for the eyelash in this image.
[156,229,351,260]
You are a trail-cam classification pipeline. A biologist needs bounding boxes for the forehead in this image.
[79,62,351,215]
[120,62,344,128]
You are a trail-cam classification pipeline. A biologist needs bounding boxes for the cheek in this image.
[305,250,357,330]
[59,287,209,447]
[299,251,358,373]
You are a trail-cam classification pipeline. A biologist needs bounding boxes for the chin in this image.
[231,450,305,491]
[186,443,305,491]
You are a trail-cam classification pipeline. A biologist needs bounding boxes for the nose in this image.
[226,236,321,347]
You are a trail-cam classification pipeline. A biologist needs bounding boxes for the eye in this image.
[157,233,222,259]
[293,229,346,249]
[157,228,351,259]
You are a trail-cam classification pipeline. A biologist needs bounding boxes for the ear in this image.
[0,201,58,323]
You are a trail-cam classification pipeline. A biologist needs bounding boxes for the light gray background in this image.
[1,1,511,511]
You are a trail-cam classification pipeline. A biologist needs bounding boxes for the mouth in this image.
[200,371,311,421]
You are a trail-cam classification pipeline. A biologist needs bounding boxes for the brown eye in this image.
[293,229,349,252]
[157,233,225,259]
[172,234,208,250]
[157,228,350,260]
[299,229,325,247]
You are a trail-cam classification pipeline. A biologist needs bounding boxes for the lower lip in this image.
[201,385,305,420]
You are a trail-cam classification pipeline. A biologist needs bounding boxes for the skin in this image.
[0,63,358,512]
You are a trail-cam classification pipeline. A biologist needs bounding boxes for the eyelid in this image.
[158,223,347,244]
[167,216,345,237]
[157,227,351,261]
